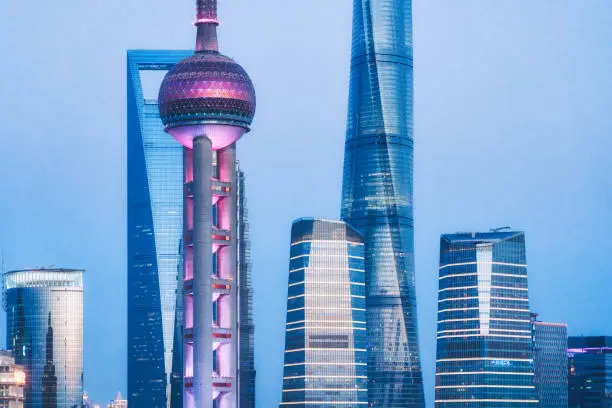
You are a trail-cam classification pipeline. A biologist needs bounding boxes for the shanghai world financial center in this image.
[127,50,188,408]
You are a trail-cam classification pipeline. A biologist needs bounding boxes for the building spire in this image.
[195,0,219,52]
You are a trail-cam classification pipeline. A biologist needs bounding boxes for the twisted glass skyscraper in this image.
[340,0,424,406]
[127,50,190,408]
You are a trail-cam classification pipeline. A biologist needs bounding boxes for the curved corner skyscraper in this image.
[340,0,424,406]
[280,219,368,407]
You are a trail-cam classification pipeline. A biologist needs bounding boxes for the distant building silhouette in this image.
[107,392,127,408]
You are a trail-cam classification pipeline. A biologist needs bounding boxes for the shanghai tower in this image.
[158,0,256,407]
[340,1,425,406]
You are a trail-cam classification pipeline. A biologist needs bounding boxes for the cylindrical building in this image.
[158,1,256,407]
[3,268,84,408]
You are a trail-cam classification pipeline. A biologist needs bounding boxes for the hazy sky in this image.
[1,0,611,406]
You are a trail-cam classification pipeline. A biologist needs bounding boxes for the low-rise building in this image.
[0,350,25,408]
[107,392,126,408]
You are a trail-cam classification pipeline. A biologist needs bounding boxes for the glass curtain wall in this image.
[340,1,425,405]
[280,219,368,407]
[127,49,191,408]
[435,231,538,407]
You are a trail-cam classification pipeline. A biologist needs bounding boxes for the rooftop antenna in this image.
[490,226,511,232]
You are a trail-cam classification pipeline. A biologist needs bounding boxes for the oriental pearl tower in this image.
[158,1,255,407]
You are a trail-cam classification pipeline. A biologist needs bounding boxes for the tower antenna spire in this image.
[195,0,219,52]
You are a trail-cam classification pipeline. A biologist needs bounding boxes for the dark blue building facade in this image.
[237,168,256,408]
[435,231,538,407]
[280,219,368,407]
[532,319,568,408]
[568,336,612,408]
[340,0,424,406]
[127,50,190,408]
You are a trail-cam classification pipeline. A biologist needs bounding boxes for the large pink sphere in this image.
[158,50,256,149]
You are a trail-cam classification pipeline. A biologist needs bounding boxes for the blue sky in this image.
[0,0,611,406]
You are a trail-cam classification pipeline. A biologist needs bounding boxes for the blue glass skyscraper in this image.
[532,317,568,408]
[340,0,424,406]
[280,218,368,407]
[435,231,538,407]
[127,49,190,408]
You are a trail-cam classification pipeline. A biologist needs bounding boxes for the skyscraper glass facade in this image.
[568,336,612,408]
[237,168,256,408]
[435,231,538,407]
[532,319,568,408]
[280,219,368,407]
[3,268,84,408]
[340,0,424,406]
[127,49,190,408]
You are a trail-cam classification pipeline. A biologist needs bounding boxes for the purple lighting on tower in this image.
[568,347,612,356]
[158,0,256,407]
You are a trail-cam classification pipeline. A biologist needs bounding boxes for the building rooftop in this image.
[568,336,612,350]
[3,268,84,290]
[441,230,524,244]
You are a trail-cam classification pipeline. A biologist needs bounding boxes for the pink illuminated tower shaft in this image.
[183,138,238,408]
[158,0,255,405]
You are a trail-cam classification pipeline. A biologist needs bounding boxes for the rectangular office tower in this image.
[127,49,191,408]
[568,336,612,407]
[532,318,568,408]
[435,231,538,407]
[340,0,425,405]
[4,268,84,408]
[280,219,368,407]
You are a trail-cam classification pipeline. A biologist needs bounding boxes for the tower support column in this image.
[216,144,238,408]
[192,135,214,408]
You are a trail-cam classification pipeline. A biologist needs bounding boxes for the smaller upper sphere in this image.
[158,51,256,131]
